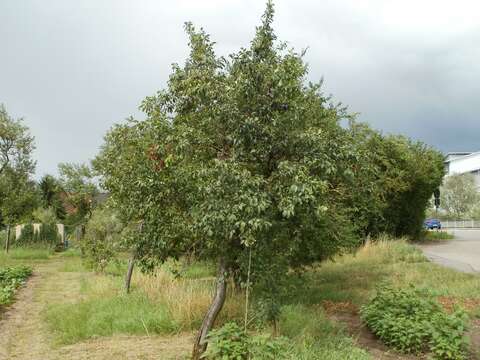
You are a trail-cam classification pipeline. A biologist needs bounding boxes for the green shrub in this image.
[81,208,124,272]
[16,224,35,245]
[206,322,289,360]
[0,266,33,305]
[361,284,469,359]
[15,223,60,247]
[38,223,61,245]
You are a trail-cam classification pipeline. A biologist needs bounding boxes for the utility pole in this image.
[434,189,441,217]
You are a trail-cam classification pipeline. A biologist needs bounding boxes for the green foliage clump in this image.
[441,173,479,219]
[206,322,289,360]
[38,223,61,244]
[81,207,124,272]
[0,266,32,305]
[16,223,60,247]
[361,285,469,359]
[16,223,35,245]
[0,104,38,227]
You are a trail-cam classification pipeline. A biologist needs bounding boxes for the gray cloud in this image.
[1,0,479,177]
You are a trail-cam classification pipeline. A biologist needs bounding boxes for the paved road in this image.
[420,229,480,273]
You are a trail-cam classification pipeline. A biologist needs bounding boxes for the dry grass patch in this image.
[45,263,243,344]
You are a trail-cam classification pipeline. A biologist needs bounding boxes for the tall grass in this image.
[46,293,177,344]
[0,247,53,266]
[285,237,480,307]
[280,305,371,360]
[45,237,480,357]
[45,265,244,344]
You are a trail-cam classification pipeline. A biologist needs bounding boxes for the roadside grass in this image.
[419,230,455,242]
[286,238,480,310]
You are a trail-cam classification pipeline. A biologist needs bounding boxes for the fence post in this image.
[5,225,10,253]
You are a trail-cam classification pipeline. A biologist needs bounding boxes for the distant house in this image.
[444,152,480,190]
[58,192,110,216]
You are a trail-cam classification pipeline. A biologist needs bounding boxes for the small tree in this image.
[96,2,444,358]
[39,175,66,220]
[0,104,35,176]
[97,3,362,358]
[82,207,124,273]
[58,162,99,227]
[441,173,478,218]
[0,105,38,227]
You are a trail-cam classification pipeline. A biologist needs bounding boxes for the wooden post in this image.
[125,253,136,294]
[5,225,10,253]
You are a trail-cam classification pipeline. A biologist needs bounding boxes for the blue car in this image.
[424,218,442,230]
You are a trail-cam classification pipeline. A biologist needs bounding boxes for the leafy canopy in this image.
[96,2,360,273]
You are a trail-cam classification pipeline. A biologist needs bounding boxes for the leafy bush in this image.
[16,224,35,245]
[33,207,58,224]
[38,223,61,245]
[206,322,289,360]
[16,223,60,247]
[361,284,469,359]
[0,266,33,305]
[81,208,124,272]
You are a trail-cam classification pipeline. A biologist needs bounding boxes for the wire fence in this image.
[442,220,480,229]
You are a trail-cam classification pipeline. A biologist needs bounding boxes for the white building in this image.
[444,152,480,190]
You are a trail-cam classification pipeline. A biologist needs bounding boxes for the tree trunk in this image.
[124,254,136,294]
[5,225,10,254]
[192,258,227,360]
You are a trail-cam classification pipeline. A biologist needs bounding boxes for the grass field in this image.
[1,238,479,359]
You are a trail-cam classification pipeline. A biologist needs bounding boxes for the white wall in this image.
[448,152,480,175]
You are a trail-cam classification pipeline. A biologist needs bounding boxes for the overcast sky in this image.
[1,0,479,178]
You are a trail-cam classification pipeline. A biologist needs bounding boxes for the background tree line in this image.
[0,104,100,240]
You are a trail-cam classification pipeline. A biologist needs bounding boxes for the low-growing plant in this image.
[361,284,469,360]
[205,322,289,360]
[0,266,33,305]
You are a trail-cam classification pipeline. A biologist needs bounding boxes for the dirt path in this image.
[0,258,192,360]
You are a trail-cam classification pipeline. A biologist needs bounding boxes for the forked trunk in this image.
[124,254,136,294]
[192,258,227,360]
